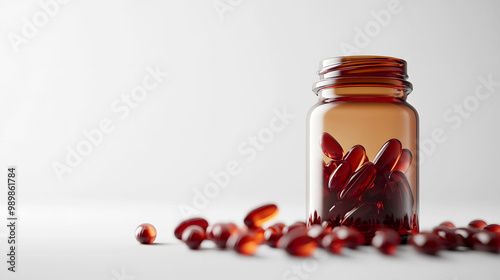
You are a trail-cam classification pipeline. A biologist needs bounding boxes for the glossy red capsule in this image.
[243,204,279,228]
[373,139,402,175]
[339,162,376,201]
[471,231,500,253]
[307,225,330,245]
[331,226,365,249]
[432,226,459,250]
[484,224,500,233]
[468,219,487,229]
[247,227,265,244]
[454,227,480,248]
[389,171,414,209]
[321,233,344,254]
[343,145,367,172]
[392,149,412,173]
[371,228,401,255]
[229,232,260,256]
[283,221,307,235]
[181,225,206,250]
[321,133,344,160]
[328,161,352,193]
[135,223,157,245]
[341,202,379,227]
[323,160,338,179]
[439,221,456,229]
[285,234,318,257]
[409,232,444,255]
[329,200,356,226]
[174,218,209,240]
[264,225,284,247]
[206,223,238,249]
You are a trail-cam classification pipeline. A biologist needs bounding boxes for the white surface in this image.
[1,0,500,279]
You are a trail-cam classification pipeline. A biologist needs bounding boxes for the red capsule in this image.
[341,202,379,228]
[307,225,330,245]
[331,226,365,249]
[285,234,318,257]
[468,219,487,229]
[372,228,401,255]
[432,226,459,250]
[329,200,356,226]
[247,227,265,244]
[392,149,412,173]
[439,221,456,229]
[385,171,414,218]
[471,231,500,253]
[244,204,279,228]
[264,225,284,248]
[373,139,402,175]
[484,224,500,233]
[181,225,206,250]
[343,145,368,172]
[206,223,238,249]
[135,223,157,245]
[174,218,209,240]
[229,232,260,256]
[339,162,377,200]
[409,232,444,255]
[323,160,338,179]
[321,133,344,160]
[454,227,480,248]
[328,161,352,193]
[321,233,344,254]
[283,221,307,235]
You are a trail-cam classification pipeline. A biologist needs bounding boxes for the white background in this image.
[1,0,500,279]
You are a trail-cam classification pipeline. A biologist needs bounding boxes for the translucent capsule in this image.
[373,139,402,175]
[484,224,500,233]
[243,204,278,228]
[432,226,459,250]
[328,161,352,193]
[439,221,456,229]
[388,171,414,213]
[247,227,265,244]
[181,225,206,250]
[307,225,330,245]
[206,223,238,249]
[471,231,500,253]
[392,149,412,173]
[343,145,368,172]
[323,160,338,179]
[285,234,318,257]
[321,133,344,160]
[230,233,260,256]
[135,223,157,245]
[468,219,487,229]
[339,162,376,201]
[409,232,444,255]
[329,200,356,227]
[331,226,365,249]
[283,221,307,235]
[371,228,401,255]
[174,218,209,240]
[264,224,284,248]
[454,227,480,248]
[341,202,379,228]
[321,233,344,254]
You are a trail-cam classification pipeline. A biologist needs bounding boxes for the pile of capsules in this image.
[135,204,500,256]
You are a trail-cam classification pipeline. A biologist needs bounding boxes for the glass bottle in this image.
[307,55,419,242]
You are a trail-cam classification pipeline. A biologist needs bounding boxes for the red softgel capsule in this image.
[283,221,307,235]
[371,228,401,255]
[410,232,444,255]
[439,221,456,229]
[339,162,376,201]
[328,161,352,193]
[264,225,284,248]
[471,231,500,253]
[341,202,379,228]
[244,204,279,228]
[432,226,459,250]
[454,227,480,248]
[373,139,402,175]
[206,223,238,249]
[468,219,487,229]
[343,145,367,172]
[484,224,500,233]
[307,225,330,245]
[321,133,344,160]
[174,218,209,240]
[321,233,344,254]
[285,234,318,257]
[392,149,412,173]
[181,225,206,250]
[135,223,157,245]
[331,226,365,249]
[229,232,260,256]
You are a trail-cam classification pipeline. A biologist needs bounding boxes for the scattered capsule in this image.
[206,223,238,249]
[371,228,401,255]
[432,226,459,250]
[307,225,330,245]
[283,221,307,235]
[468,219,488,229]
[471,231,500,253]
[135,223,157,245]
[244,204,279,228]
[328,161,352,193]
[392,149,412,173]
[410,232,444,255]
[181,225,206,250]
[331,226,365,249]
[230,232,260,256]
[321,233,344,254]
[343,145,368,172]
[439,221,456,229]
[339,162,376,200]
[264,225,284,247]
[373,139,402,175]
[484,224,500,233]
[454,227,480,248]
[285,234,318,257]
[174,218,209,240]
[321,133,344,160]
[247,227,266,244]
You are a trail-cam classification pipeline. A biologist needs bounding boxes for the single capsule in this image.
[409,232,444,255]
[343,145,367,172]
[264,224,284,248]
[307,225,330,245]
[181,225,206,250]
[468,219,487,229]
[471,231,500,253]
[373,139,402,175]
[206,223,238,249]
[432,226,459,250]
[331,226,365,249]
[321,133,344,160]
[328,161,352,193]
[283,221,307,235]
[439,221,456,229]
[285,234,318,257]
[321,233,344,254]
[229,232,260,256]
[243,204,279,228]
[174,218,209,240]
[135,223,157,245]
[392,149,412,173]
[484,224,500,233]
[371,228,401,255]
[339,162,376,201]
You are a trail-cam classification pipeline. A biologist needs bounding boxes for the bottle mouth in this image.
[312,55,413,96]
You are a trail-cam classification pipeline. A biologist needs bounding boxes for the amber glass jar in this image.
[307,55,419,242]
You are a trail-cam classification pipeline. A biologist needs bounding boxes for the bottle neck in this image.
[318,86,407,102]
